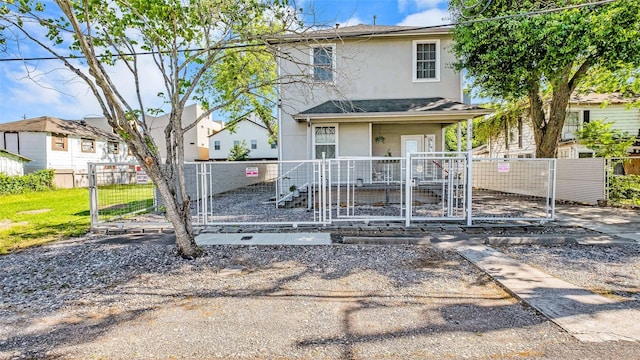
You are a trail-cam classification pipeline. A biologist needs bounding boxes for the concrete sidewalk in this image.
[436,242,640,342]
[556,204,640,243]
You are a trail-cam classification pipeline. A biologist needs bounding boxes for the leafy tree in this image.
[575,120,634,158]
[0,0,297,258]
[450,0,640,158]
[227,141,251,161]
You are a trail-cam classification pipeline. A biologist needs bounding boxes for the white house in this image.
[208,116,277,160]
[0,116,134,186]
[274,24,492,161]
[0,149,31,176]
[83,103,223,162]
[478,93,640,158]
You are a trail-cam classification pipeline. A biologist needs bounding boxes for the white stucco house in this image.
[208,116,277,160]
[0,116,134,186]
[83,103,223,162]
[476,93,640,158]
[273,24,492,162]
[0,149,31,176]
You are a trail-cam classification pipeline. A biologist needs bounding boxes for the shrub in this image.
[227,141,250,161]
[0,169,55,195]
[609,174,640,205]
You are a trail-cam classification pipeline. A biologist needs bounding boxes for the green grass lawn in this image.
[0,185,155,254]
[0,188,91,254]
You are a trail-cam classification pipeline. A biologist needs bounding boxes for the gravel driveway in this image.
[1,236,639,359]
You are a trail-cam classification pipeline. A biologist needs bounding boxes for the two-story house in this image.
[476,93,640,159]
[83,103,223,162]
[0,116,134,186]
[275,25,492,162]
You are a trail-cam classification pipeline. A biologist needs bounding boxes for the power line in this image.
[0,0,621,63]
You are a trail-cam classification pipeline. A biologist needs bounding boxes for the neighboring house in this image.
[83,103,223,162]
[0,116,134,186]
[274,24,492,161]
[0,149,31,176]
[477,93,640,158]
[208,116,277,160]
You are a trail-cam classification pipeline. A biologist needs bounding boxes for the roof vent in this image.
[335,23,339,29]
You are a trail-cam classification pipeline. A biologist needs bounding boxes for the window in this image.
[313,125,337,159]
[583,110,590,124]
[271,142,277,149]
[251,140,257,150]
[81,138,95,153]
[562,111,580,140]
[234,140,239,146]
[311,45,335,82]
[214,141,220,150]
[578,152,594,158]
[51,134,68,151]
[108,141,119,154]
[413,40,440,81]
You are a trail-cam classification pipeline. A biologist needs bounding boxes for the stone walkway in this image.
[437,242,640,342]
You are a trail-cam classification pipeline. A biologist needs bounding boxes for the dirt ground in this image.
[1,239,639,359]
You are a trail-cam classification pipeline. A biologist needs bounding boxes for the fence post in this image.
[405,152,412,227]
[550,159,557,220]
[321,152,327,224]
[466,119,473,226]
[88,163,98,228]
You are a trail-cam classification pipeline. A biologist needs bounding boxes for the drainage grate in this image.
[240,236,253,241]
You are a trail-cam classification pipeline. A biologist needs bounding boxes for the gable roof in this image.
[294,98,492,120]
[271,24,451,43]
[0,149,31,162]
[0,116,120,141]
[570,92,640,105]
[207,117,269,138]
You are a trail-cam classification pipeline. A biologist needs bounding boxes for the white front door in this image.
[401,135,423,156]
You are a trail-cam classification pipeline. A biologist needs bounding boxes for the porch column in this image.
[457,122,462,152]
[466,118,473,226]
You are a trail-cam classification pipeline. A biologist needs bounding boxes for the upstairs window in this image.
[311,45,335,82]
[81,138,95,153]
[251,139,257,150]
[214,141,221,150]
[108,141,119,154]
[413,40,440,82]
[51,134,68,151]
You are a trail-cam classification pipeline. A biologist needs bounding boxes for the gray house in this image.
[275,25,492,161]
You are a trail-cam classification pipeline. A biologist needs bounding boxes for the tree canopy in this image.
[1,0,297,257]
[450,0,640,158]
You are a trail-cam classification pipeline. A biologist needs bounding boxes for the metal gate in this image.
[407,152,468,223]
[328,157,406,222]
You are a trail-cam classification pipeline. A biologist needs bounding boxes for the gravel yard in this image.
[1,236,639,359]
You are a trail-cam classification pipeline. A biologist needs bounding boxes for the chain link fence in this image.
[89,163,156,225]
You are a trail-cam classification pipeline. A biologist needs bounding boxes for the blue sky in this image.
[0,0,450,124]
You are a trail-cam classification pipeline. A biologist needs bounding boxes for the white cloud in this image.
[398,0,447,13]
[397,8,450,26]
[1,53,167,121]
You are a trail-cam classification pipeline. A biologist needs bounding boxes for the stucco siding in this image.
[278,33,462,161]
[338,123,369,157]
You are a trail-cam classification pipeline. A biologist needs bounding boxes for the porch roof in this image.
[293,98,493,123]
